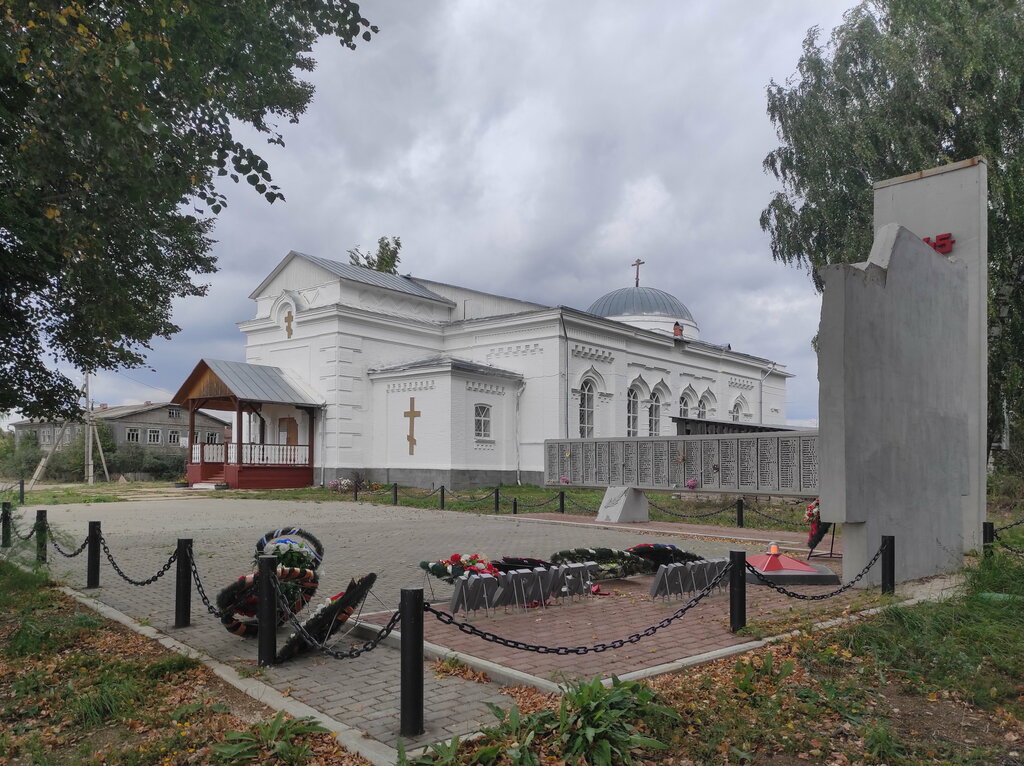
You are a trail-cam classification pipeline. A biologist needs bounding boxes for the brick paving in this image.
[6,497,856,754]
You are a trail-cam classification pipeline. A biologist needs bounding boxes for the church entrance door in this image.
[278,417,298,446]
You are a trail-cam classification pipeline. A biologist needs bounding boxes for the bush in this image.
[142,451,186,481]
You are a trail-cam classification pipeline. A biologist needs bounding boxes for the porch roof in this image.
[172,359,324,409]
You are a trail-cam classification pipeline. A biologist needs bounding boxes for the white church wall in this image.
[451,376,515,470]
[411,278,546,320]
[372,374,451,471]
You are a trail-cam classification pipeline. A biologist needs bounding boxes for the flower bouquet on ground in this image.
[420,553,500,584]
[276,573,377,662]
[549,547,651,580]
[626,543,703,571]
[805,499,831,550]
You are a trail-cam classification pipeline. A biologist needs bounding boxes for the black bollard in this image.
[494,486,500,514]
[257,555,278,666]
[512,498,518,515]
[983,521,995,558]
[393,482,399,506]
[86,521,101,589]
[1,501,10,548]
[559,490,565,514]
[175,539,193,628]
[439,486,445,510]
[19,478,24,504]
[881,535,895,595]
[35,510,47,563]
[354,485,359,502]
[399,587,425,737]
[736,498,744,528]
[729,550,746,633]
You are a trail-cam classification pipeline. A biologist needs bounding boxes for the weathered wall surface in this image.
[819,224,968,584]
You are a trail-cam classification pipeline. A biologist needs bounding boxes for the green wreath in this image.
[276,573,378,662]
[549,547,651,580]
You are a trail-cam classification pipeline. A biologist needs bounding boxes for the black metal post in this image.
[86,521,101,589]
[494,486,500,514]
[736,498,744,528]
[1,501,10,548]
[35,509,47,563]
[729,550,746,633]
[400,587,425,737]
[392,482,399,506]
[881,535,895,595]
[559,490,565,514]
[175,539,193,628]
[354,485,359,502]
[19,479,25,504]
[983,521,995,558]
[512,498,518,515]
[439,486,445,510]
[257,555,278,666]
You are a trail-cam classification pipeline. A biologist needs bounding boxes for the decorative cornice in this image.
[728,376,756,390]
[466,381,505,396]
[385,380,435,393]
[486,343,542,359]
[572,344,614,363]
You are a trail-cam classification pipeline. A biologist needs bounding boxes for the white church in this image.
[174,252,790,489]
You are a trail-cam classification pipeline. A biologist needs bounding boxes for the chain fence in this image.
[996,516,1024,533]
[100,535,178,586]
[646,497,735,521]
[398,487,442,499]
[445,488,497,503]
[745,542,885,600]
[563,495,599,515]
[507,494,560,510]
[49,529,89,558]
[189,550,224,618]
[272,577,402,660]
[743,504,806,530]
[424,562,731,655]
[15,523,37,541]
[993,529,1024,556]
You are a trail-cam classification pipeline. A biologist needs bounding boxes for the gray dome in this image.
[587,286,695,324]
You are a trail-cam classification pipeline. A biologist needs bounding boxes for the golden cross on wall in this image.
[631,258,645,287]
[284,310,294,338]
[404,397,421,455]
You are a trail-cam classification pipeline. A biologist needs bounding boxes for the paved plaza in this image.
[5,497,847,764]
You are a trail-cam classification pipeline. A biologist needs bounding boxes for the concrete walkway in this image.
[4,499,897,765]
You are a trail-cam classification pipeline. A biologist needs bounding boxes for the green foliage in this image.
[141,449,186,480]
[761,0,1024,448]
[211,711,328,764]
[66,673,143,727]
[733,652,795,696]
[1,0,377,419]
[348,235,402,274]
[0,431,40,479]
[110,443,145,474]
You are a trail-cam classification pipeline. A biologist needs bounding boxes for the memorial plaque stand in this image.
[596,487,649,523]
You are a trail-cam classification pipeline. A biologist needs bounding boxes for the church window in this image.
[648,393,661,436]
[731,402,742,422]
[126,427,140,443]
[474,404,491,439]
[697,397,709,420]
[679,395,690,418]
[626,389,639,437]
[147,429,162,445]
[579,380,595,438]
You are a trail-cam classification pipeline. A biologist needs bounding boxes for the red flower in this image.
[450,553,462,563]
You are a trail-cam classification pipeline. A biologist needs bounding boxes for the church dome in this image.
[587,286,700,339]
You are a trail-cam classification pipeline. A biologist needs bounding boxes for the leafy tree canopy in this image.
[348,235,402,274]
[1,0,376,419]
[761,0,1024,448]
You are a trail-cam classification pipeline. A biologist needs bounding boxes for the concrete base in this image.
[596,487,649,523]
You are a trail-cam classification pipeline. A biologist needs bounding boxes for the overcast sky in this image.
[83,0,853,427]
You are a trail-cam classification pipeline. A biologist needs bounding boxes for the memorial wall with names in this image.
[544,432,818,497]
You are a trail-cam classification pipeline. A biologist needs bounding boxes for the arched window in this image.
[579,380,595,438]
[626,389,639,437]
[648,392,661,436]
[679,394,692,418]
[731,402,742,422]
[474,404,491,438]
[697,397,708,420]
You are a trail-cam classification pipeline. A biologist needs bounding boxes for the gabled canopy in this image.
[172,359,324,411]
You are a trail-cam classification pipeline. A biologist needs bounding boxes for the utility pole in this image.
[85,374,94,485]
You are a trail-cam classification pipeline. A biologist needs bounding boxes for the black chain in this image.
[996,516,1024,533]
[446,488,497,503]
[49,532,89,558]
[15,523,37,541]
[272,578,401,659]
[744,543,885,600]
[647,498,734,520]
[993,529,1024,556]
[100,535,177,586]
[744,505,805,530]
[512,494,560,509]
[423,562,731,654]
[564,495,598,514]
[398,487,441,499]
[189,551,223,618]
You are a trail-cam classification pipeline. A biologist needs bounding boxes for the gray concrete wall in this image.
[322,466,544,491]
[819,224,968,585]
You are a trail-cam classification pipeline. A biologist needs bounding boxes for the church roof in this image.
[249,252,455,305]
[368,355,522,380]
[586,286,695,324]
[172,359,324,407]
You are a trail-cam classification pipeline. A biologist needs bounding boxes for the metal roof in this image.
[368,355,522,380]
[295,253,454,304]
[201,359,324,406]
[586,286,695,324]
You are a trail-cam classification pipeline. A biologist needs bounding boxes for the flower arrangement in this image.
[626,543,703,569]
[549,547,651,580]
[276,573,377,662]
[805,499,831,550]
[559,475,570,484]
[327,478,354,493]
[804,499,820,524]
[420,552,500,584]
[685,478,698,490]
